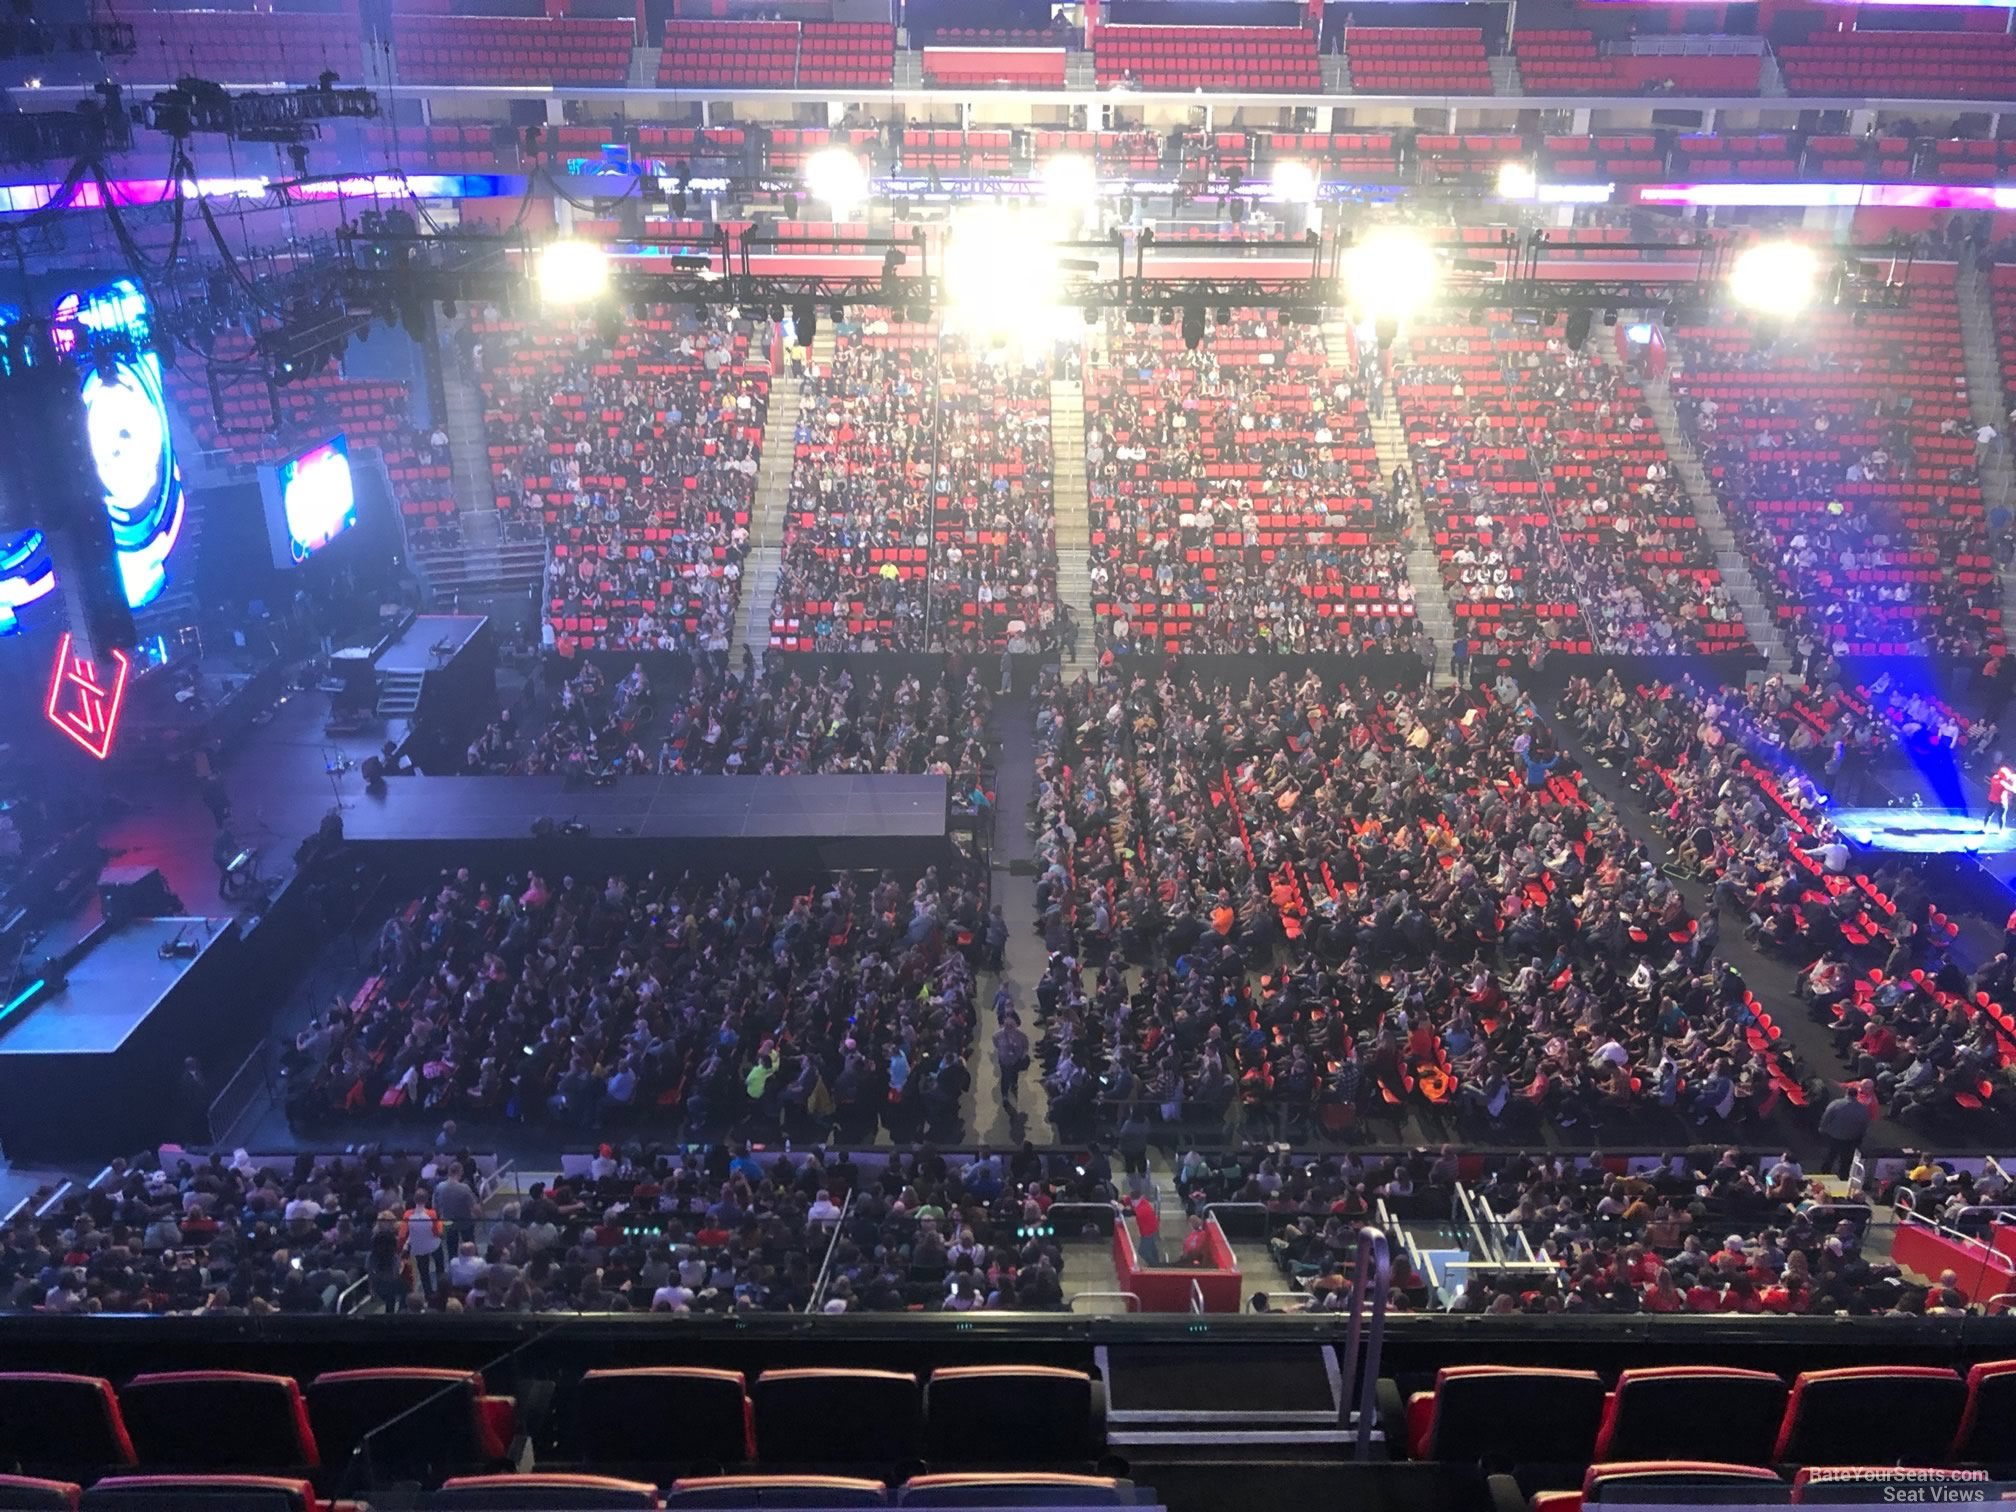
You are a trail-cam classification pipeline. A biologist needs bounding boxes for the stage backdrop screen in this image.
[262,434,357,569]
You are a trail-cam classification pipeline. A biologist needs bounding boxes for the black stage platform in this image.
[0,916,244,1160]
[340,773,954,873]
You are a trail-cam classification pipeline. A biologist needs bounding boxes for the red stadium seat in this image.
[1594,1368,1788,1465]
[1772,1367,1966,1467]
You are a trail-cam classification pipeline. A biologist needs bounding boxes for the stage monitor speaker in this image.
[99,865,180,922]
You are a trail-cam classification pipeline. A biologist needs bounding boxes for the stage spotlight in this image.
[1730,240,1820,317]
[1214,306,1232,325]
[1043,153,1098,208]
[792,300,818,346]
[804,146,868,216]
[1342,227,1438,322]
[537,240,609,305]
[1159,306,1175,326]
[1496,161,1538,200]
[1270,160,1318,205]
[943,204,1061,337]
[1181,305,1205,351]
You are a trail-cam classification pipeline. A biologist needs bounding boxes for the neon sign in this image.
[45,631,131,760]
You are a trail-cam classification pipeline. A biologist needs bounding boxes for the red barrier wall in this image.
[1894,1220,2016,1307]
[1113,1215,1243,1312]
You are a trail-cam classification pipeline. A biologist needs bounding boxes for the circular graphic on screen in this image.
[80,348,184,611]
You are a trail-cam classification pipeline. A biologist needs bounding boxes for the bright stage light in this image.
[1730,240,1820,316]
[1342,228,1439,321]
[944,204,1062,337]
[1043,153,1098,207]
[1497,161,1538,200]
[537,240,609,304]
[1270,160,1318,204]
[804,146,868,215]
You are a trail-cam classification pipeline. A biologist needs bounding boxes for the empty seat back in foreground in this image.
[1595,1368,1789,1466]
[1773,1368,1966,1467]
[571,1369,754,1473]
[0,1376,136,1481]
[668,1478,888,1508]
[922,1370,1104,1466]
[436,1474,660,1510]
[753,1372,922,1468]
[120,1373,319,1473]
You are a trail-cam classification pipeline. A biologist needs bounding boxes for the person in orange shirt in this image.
[399,1194,446,1298]
[1210,893,1237,939]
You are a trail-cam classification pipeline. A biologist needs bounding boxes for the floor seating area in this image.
[1091,25,1321,91]
[387,16,633,85]
[112,7,363,83]
[475,307,764,658]
[1346,28,1492,95]
[1083,314,1414,656]
[1778,30,2016,99]
[1672,267,2000,658]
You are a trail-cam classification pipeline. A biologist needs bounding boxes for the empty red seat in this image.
[1595,1368,1788,1465]
[1772,1368,1966,1467]
[668,1479,887,1508]
[898,1477,1131,1507]
[569,1368,754,1475]
[0,1479,81,1512]
[80,1477,327,1512]
[1530,1460,1785,1512]
[0,1375,136,1482]
[435,1475,660,1510]
[119,1373,317,1474]
[305,1369,514,1485]
[1395,1367,1608,1465]
[753,1371,922,1469]
[1952,1360,2016,1466]
[922,1369,1103,1467]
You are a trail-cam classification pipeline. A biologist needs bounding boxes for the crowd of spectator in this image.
[459,657,997,796]
[282,865,986,1143]
[1673,275,2001,660]
[1028,664,1810,1142]
[1084,314,1420,656]
[1396,317,1748,658]
[477,306,765,658]
[0,1142,1115,1315]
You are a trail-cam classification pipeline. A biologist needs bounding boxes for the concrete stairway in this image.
[1957,250,2016,632]
[1488,54,1523,95]
[1632,348,1794,673]
[1051,378,1097,678]
[439,360,496,522]
[1327,319,1457,683]
[1321,53,1353,93]
[735,337,818,666]
[894,48,922,86]
[1064,50,1094,87]
[628,46,661,87]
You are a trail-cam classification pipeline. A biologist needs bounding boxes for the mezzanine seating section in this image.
[660,20,796,88]
[389,15,633,85]
[364,124,501,172]
[1779,31,2016,100]
[475,308,765,658]
[113,7,362,84]
[1083,315,1413,655]
[1541,135,1667,183]
[921,47,1067,88]
[799,22,894,87]
[1346,28,1491,95]
[1030,130,1161,175]
[1512,31,1760,95]
[1092,25,1320,92]
[1675,133,1797,180]
[1674,267,1998,657]
[1994,267,2016,405]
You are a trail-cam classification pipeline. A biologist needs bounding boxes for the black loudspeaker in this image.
[99,865,179,923]
[1564,308,1593,350]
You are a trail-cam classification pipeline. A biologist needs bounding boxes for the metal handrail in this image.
[1067,1290,1141,1312]
[32,1183,73,1222]
[1189,1277,1206,1314]
[1340,1224,1392,1462]
[477,1159,517,1204]
[336,1272,371,1316]
[1985,1293,2016,1315]
[804,1187,856,1314]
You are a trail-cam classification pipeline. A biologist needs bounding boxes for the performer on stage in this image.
[1988,766,2016,831]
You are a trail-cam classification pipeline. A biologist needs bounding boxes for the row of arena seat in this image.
[386,15,633,84]
[111,8,362,83]
[1346,27,1492,95]
[1386,1362,2016,1472]
[657,20,891,88]
[0,1474,1140,1512]
[1778,29,2016,99]
[1092,24,1320,91]
[1511,31,1762,95]
[0,1366,1103,1487]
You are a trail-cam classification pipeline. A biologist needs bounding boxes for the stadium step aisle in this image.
[1956,253,2016,636]
[1051,379,1097,675]
[1488,53,1523,93]
[441,360,495,519]
[628,44,660,87]
[738,545,783,667]
[749,378,804,549]
[1636,354,1795,672]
